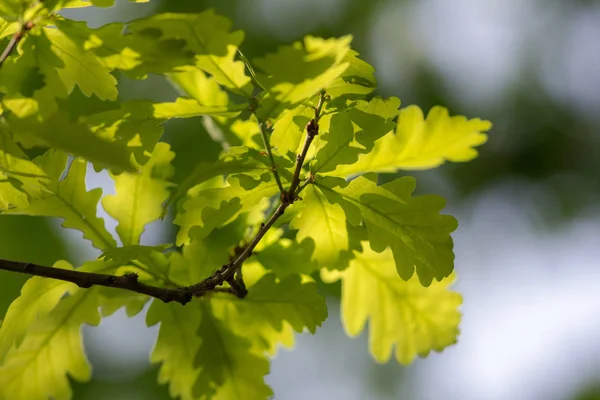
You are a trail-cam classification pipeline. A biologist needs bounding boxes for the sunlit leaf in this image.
[322,243,461,364]
[102,142,175,246]
[331,106,491,177]
[317,174,457,285]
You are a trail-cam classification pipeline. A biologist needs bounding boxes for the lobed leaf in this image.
[322,243,462,364]
[289,184,348,266]
[174,174,278,246]
[254,36,352,109]
[317,174,457,285]
[3,151,117,249]
[331,105,491,177]
[128,11,252,96]
[192,302,272,400]
[147,300,202,400]
[102,142,175,246]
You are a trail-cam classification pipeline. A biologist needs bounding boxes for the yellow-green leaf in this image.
[102,142,175,246]
[322,243,461,365]
[289,184,348,266]
[331,105,491,177]
[4,152,117,250]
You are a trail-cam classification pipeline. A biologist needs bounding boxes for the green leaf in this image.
[128,11,252,96]
[89,0,149,7]
[43,28,118,101]
[254,238,317,278]
[7,111,137,172]
[317,174,457,285]
[81,100,164,168]
[53,18,195,78]
[102,142,175,246]
[289,184,348,266]
[153,97,245,119]
[325,49,377,98]
[269,103,313,157]
[193,302,272,400]
[311,97,400,174]
[0,259,144,400]
[0,260,75,363]
[331,105,492,177]
[169,222,244,284]
[147,300,202,400]
[254,36,352,108]
[321,243,461,364]
[3,151,117,250]
[0,288,101,400]
[167,68,230,107]
[216,273,328,338]
[171,147,270,212]
[174,174,277,246]
[0,143,51,209]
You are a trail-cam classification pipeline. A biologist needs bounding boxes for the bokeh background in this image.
[1,0,600,399]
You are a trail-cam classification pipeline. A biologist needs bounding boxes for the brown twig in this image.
[0,21,34,69]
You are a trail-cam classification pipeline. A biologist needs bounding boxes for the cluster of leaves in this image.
[0,1,491,399]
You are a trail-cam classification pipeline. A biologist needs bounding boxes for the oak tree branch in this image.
[0,92,327,306]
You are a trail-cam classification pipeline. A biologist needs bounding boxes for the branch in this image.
[287,91,325,198]
[0,259,194,304]
[0,21,34,69]
[0,91,327,306]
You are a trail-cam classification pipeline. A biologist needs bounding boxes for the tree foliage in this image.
[0,2,491,399]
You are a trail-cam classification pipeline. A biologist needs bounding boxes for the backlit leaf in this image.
[331,105,491,177]
[102,142,175,246]
[317,174,457,285]
[3,151,116,249]
[322,243,461,364]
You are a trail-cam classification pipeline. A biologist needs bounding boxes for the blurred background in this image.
[1,0,599,398]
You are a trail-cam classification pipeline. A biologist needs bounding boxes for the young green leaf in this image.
[0,261,76,363]
[170,147,270,211]
[317,174,457,285]
[147,300,202,400]
[310,97,400,174]
[0,147,50,209]
[215,273,328,341]
[43,28,118,100]
[289,184,348,266]
[322,243,461,365]
[253,238,318,278]
[331,105,491,177]
[174,174,277,246]
[0,288,101,400]
[269,103,314,157]
[102,142,175,246]
[7,112,137,172]
[193,302,272,400]
[128,11,252,97]
[0,256,145,400]
[153,97,245,119]
[325,49,377,98]
[3,152,117,250]
[253,36,352,109]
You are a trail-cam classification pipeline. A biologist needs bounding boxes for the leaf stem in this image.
[258,120,286,195]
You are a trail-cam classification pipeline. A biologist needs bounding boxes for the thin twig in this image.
[0,21,34,69]
[287,92,326,198]
[258,121,286,195]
